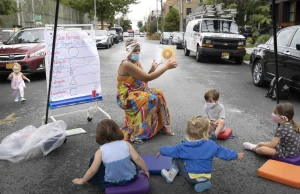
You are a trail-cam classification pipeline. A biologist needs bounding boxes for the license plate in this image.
[221,52,230,59]
[6,63,13,69]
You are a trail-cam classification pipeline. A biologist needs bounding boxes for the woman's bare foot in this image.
[159,126,175,136]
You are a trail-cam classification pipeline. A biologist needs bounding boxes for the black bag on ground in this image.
[266,77,290,100]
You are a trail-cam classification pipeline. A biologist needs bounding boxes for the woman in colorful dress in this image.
[117,39,178,144]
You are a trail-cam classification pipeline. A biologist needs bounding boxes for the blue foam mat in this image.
[142,155,172,175]
[49,94,103,109]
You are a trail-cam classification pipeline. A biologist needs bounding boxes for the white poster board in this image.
[44,30,101,103]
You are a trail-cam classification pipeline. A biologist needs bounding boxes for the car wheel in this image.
[235,57,243,65]
[184,42,190,56]
[106,44,109,49]
[252,60,266,86]
[196,45,203,62]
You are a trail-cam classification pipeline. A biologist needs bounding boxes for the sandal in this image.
[133,139,144,145]
[159,128,175,136]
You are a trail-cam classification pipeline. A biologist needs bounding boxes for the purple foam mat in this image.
[271,153,300,165]
[142,155,173,175]
[105,173,150,194]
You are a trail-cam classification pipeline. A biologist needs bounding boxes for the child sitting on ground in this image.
[203,89,225,140]
[157,116,244,193]
[243,103,300,158]
[7,63,30,102]
[73,119,149,190]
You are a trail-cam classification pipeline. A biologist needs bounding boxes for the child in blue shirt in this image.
[73,119,149,190]
[157,116,244,193]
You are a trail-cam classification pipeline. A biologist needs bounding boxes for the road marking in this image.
[0,113,18,125]
[228,108,243,113]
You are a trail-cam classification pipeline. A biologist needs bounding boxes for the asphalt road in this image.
[1,37,300,194]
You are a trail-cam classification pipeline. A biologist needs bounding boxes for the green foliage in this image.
[67,0,138,29]
[256,34,270,44]
[227,3,237,9]
[163,8,179,32]
[137,21,143,29]
[0,0,17,25]
[246,37,253,44]
[119,18,132,32]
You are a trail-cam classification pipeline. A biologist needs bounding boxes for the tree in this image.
[0,0,17,25]
[163,8,179,32]
[67,0,138,29]
[137,21,143,29]
[119,17,132,31]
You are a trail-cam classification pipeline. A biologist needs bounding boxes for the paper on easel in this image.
[66,128,86,136]
[157,45,176,64]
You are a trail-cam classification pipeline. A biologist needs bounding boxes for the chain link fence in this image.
[0,0,91,28]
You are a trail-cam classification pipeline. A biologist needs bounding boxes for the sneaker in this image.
[194,181,212,193]
[20,98,26,102]
[209,132,217,140]
[14,98,20,102]
[161,169,175,184]
[243,142,256,151]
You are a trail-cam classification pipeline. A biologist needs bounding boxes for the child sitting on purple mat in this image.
[243,103,300,158]
[73,119,149,190]
[157,116,244,193]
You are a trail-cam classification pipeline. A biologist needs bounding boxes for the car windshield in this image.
[95,30,107,36]
[109,31,116,34]
[164,33,171,38]
[172,33,183,38]
[201,20,239,34]
[6,29,44,44]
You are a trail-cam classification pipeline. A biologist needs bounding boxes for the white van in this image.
[184,18,246,64]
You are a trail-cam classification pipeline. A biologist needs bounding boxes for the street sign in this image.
[34,15,42,21]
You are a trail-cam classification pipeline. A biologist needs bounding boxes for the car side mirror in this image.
[296,44,300,51]
[193,25,199,32]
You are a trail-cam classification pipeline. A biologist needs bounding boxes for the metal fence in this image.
[0,0,91,28]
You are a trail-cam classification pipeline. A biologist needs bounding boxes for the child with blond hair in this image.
[157,116,244,193]
[7,63,30,102]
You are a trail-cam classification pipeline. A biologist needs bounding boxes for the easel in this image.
[42,22,111,135]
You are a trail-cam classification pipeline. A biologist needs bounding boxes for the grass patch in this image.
[244,53,250,61]
[246,43,254,48]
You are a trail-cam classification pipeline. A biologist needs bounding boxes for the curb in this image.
[243,61,250,66]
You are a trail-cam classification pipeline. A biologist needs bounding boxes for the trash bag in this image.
[0,120,67,163]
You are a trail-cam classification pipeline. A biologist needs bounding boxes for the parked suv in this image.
[168,32,184,48]
[108,30,120,43]
[95,30,112,49]
[0,28,45,78]
[250,25,300,91]
[184,18,246,64]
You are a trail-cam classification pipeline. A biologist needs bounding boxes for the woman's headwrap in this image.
[125,39,140,58]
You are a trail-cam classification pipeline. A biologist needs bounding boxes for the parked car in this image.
[184,18,246,64]
[95,30,112,49]
[108,30,119,43]
[110,27,123,41]
[0,27,45,79]
[160,32,171,44]
[168,32,184,48]
[123,32,129,37]
[250,25,300,91]
[139,32,146,37]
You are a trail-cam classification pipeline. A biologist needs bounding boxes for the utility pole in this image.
[31,0,35,23]
[180,0,183,32]
[156,0,159,32]
[16,0,21,25]
[94,0,97,30]
[160,0,163,32]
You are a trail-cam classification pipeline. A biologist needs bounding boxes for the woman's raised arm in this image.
[122,60,177,82]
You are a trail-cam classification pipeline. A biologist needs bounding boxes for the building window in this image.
[290,2,295,22]
[283,2,295,22]
[186,8,192,15]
